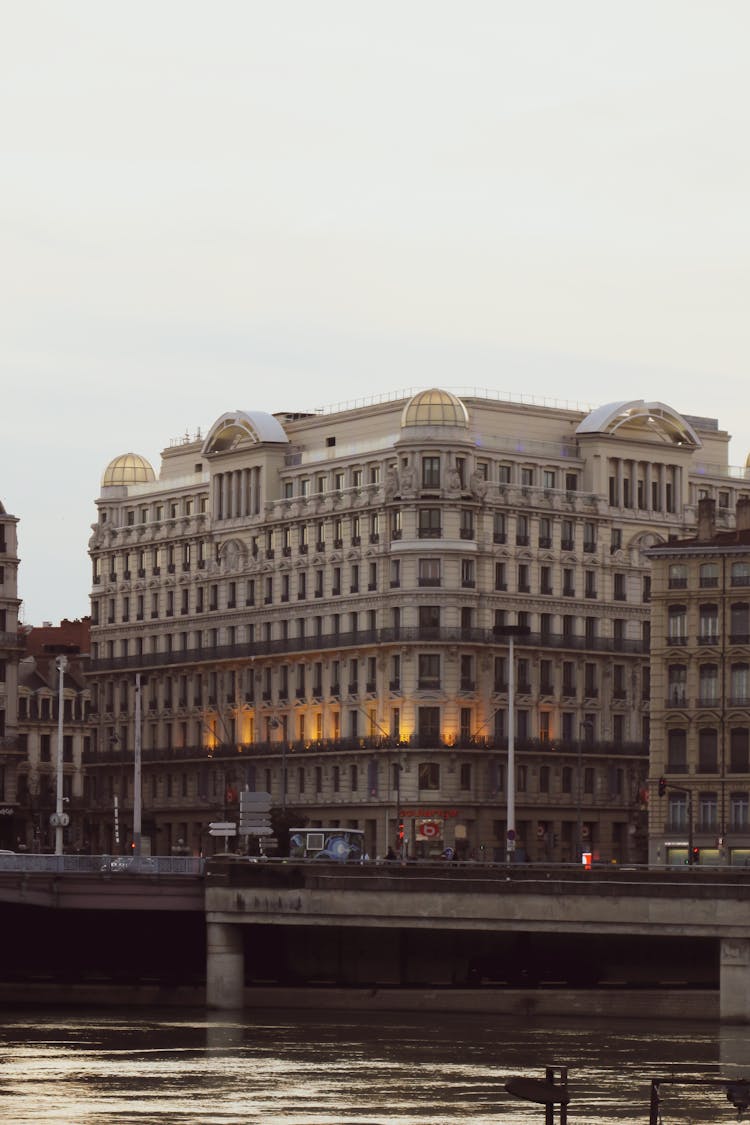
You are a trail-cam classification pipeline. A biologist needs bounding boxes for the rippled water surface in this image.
[1,1008,749,1123]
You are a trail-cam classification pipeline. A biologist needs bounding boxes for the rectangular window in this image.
[421,456,441,488]
[418,558,441,587]
[418,654,441,690]
[418,508,441,538]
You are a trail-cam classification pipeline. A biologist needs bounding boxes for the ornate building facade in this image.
[84,390,744,861]
[648,498,750,866]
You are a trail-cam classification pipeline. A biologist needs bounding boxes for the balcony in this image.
[316,541,325,552]
[86,623,649,675]
[418,578,441,587]
[540,585,553,596]
[83,732,649,767]
[730,633,750,645]
[460,679,476,692]
[562,587,575,598]
[460,529,474,540]
[538,537,552,549]
[493,532,507,544]
[418,529,441,539]
[583,542,596,554]
[351,536,361,546]
[699,577,719,588]
[389,679,401,691]
[668,577,688,589]
[515,535,529,546]
[561,538,574,551]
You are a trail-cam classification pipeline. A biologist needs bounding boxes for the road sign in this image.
[240,791,272,812]
[209,821,236,837]
[244,826,274,836]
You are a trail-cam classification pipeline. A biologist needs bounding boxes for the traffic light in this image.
[691,846,700,865]
[397,821,404,843]
[658,777,667,797]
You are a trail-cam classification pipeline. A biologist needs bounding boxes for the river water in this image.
[1,1007,748,1124]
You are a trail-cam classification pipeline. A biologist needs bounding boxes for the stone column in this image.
[720,938,750,1022]
[206,921,245,1009]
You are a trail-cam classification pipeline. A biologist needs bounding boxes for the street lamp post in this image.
[133,673,142,858]
[54,655,68,856]
[493,625,531,862]
[577,719,594,862]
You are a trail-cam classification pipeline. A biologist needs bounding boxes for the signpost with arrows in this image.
[239,790,273,837]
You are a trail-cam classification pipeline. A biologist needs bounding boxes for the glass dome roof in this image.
[102,453,156,487]
[401,388,469,428]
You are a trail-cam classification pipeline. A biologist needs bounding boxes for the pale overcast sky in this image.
[2,0,750,625]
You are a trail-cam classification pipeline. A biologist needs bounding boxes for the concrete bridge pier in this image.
[721,939,750,1023]
[206,922,244,1009]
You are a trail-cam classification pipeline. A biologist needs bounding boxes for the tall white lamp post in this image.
[53,654,69,855]
[133,672,142,857]
[493,624,531,862]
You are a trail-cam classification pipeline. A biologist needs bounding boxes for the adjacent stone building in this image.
[16,619,91,852]
[84,390,744,860]
[648,497,750,865]
[0,499,22,849]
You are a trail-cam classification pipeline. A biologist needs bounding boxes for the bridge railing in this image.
[0,854,205,876]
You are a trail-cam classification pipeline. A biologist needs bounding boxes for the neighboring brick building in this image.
[16,619,91,851]
[648,498,750,866]
[0,499,22,849]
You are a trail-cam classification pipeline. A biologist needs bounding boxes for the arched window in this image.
[668,564,688,589]
[698,729,718,773]
[667,664,687,706]
[699,664,718,705]
[731,562,750,587]
[731,663,750,705]
[699,563,719,588]
[699,603,719,642]
[667,729,687,771]
[668,605,687,643]
[730,729,749,773]
[731,603,750,643]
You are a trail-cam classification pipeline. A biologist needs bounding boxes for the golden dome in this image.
[102,453,156,487]
[401,388,469,428]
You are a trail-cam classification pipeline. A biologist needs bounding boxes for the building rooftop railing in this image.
[88,626,648,675]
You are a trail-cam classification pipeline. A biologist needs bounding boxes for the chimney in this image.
[697,497,716,541]
[736,498,750,534]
